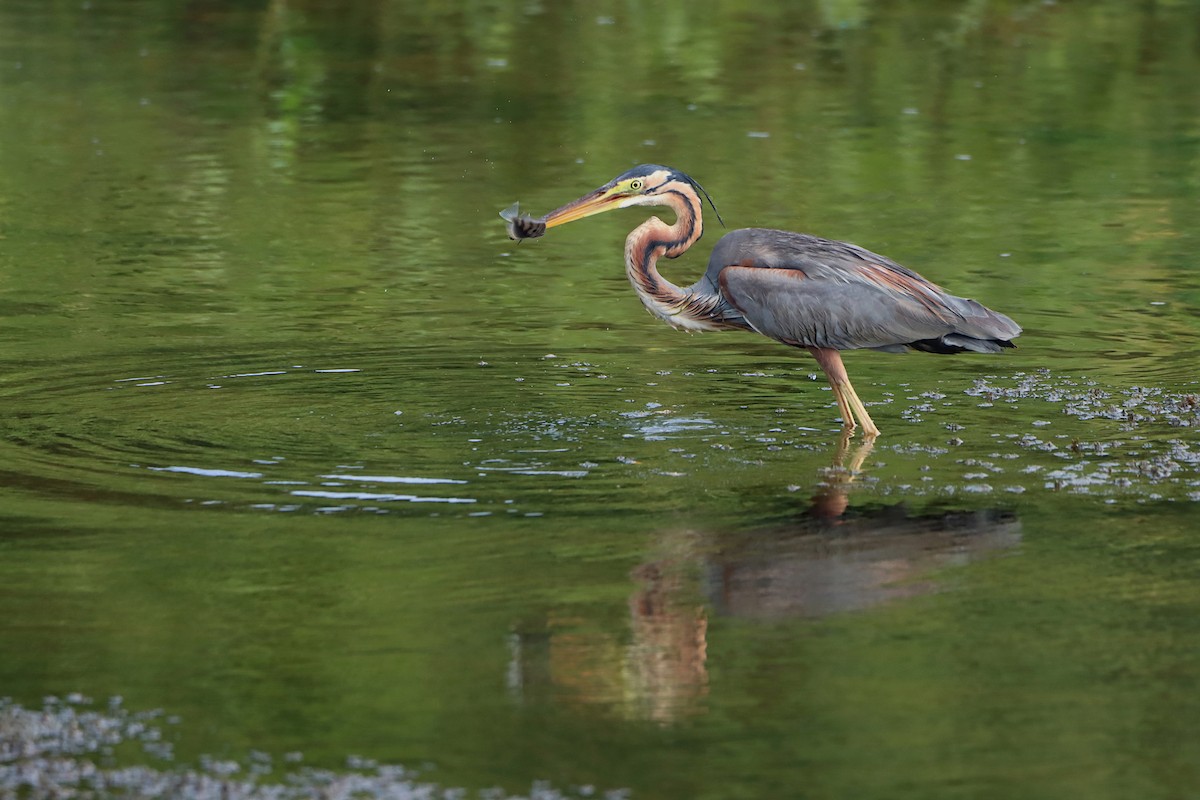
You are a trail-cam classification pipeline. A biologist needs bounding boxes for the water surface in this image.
[2,1,1199,798]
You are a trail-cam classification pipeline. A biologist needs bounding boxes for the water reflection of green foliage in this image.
[1,0,1198,371]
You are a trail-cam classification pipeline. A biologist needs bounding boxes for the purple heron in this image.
[504,164,1020,437]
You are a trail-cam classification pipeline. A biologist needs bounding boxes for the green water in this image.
[2,1,1199,797]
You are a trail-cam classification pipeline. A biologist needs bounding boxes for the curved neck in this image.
[624,182,720,331]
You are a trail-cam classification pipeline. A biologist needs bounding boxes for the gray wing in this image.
[698,228,1021,353]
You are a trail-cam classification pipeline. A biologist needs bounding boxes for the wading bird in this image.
[505,164,1020,437]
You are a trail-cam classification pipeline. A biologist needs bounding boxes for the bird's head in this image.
[541,164,724,230]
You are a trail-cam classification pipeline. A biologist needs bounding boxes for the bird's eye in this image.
[629,179,644,191]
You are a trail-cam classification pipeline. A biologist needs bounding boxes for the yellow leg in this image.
[841,377,881,439]
[807,347,881,438]
[830,381,856,432]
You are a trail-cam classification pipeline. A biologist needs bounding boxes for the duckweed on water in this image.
[0,697,625,800]
[966,370,1200,428]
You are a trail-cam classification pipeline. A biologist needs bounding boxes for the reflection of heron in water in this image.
[705,443,1020,619]
[808,433,877,520]
[505,449,1020,722]
[623,444,1019,718]
[620,440,877,701]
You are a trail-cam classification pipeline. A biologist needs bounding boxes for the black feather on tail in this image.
[908,334,1017,354]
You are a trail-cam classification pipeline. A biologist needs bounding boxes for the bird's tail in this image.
[910,295,1021,354]
[908,334,1015,354]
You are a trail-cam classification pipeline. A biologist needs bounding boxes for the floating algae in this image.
[0,695,627,800]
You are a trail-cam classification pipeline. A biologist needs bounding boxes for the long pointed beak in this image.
[543,186,624,229]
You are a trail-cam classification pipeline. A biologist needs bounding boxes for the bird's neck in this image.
[623,186,724,332]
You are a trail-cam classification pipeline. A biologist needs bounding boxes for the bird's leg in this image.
[807,348,856,431]
[842,379,881,439]
[807,347,881,438]
[831,383,855,432]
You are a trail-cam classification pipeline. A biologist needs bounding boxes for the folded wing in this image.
[698,228,1021,353]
